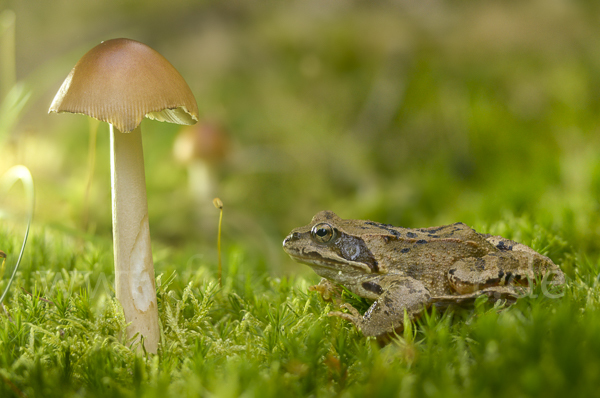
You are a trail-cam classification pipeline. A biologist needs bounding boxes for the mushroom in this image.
[49,38,198,353]
[173,121,229,206]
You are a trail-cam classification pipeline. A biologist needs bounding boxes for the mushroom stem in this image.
[187,160,214,205]
[110,124,159,353]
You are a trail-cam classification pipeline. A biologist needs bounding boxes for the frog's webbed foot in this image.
[479,286,520,302]
[330,276,431,337]
[329,303,363,327]
[309,278,343,303]
[432,286,519,309]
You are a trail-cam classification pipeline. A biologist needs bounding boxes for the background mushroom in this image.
[49,38,198,353]
[173,121,229,232]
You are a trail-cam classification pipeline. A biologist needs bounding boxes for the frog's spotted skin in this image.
[283,211,565,338]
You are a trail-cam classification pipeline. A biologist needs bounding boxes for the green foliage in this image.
[0,217,596,397]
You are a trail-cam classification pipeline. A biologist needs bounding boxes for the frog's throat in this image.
[286,253,374,274]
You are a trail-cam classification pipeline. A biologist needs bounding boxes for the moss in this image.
[0,215,596,397]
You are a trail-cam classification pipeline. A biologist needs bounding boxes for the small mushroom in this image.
[173,121,229,206]
[49,38,198,353]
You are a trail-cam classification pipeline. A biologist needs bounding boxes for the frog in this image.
[282,211,565,338]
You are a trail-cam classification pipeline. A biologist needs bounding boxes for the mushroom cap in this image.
[173,122,229,164]
[49,38,198,133]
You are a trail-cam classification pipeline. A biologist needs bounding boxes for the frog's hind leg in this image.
[484,235,538,256]
[329,276,431,337]
[447,252,532,296]
[485,235,565,286]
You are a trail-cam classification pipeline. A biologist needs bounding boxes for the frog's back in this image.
[372,223,499,296]
[416,222,483,240]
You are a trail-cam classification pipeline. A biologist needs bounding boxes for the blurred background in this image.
[1,0,599,273]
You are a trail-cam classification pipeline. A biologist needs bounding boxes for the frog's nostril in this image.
[283,232,300,246]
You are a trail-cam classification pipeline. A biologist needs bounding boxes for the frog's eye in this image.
[311,223,337,244]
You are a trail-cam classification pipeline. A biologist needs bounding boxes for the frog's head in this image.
[283,211,381,281]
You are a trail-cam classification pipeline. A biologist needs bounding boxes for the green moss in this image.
[0,216,596,397]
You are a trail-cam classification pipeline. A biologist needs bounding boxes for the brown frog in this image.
[283,211,565,338]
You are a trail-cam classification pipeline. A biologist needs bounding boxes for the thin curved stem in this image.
[213,198,223,287]
[0,165,34,304]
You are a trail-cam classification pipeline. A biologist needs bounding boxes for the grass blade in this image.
[0,165,34,304]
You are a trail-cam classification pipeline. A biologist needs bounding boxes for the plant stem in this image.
[0,165,34,305]
[0,10,16,100]
[213,198,223,287]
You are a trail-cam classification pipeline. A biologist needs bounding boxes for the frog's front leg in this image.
[329,276,431,337]
[309,278,343,304]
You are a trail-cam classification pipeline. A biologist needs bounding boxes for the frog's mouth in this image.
[285,250,373,274]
